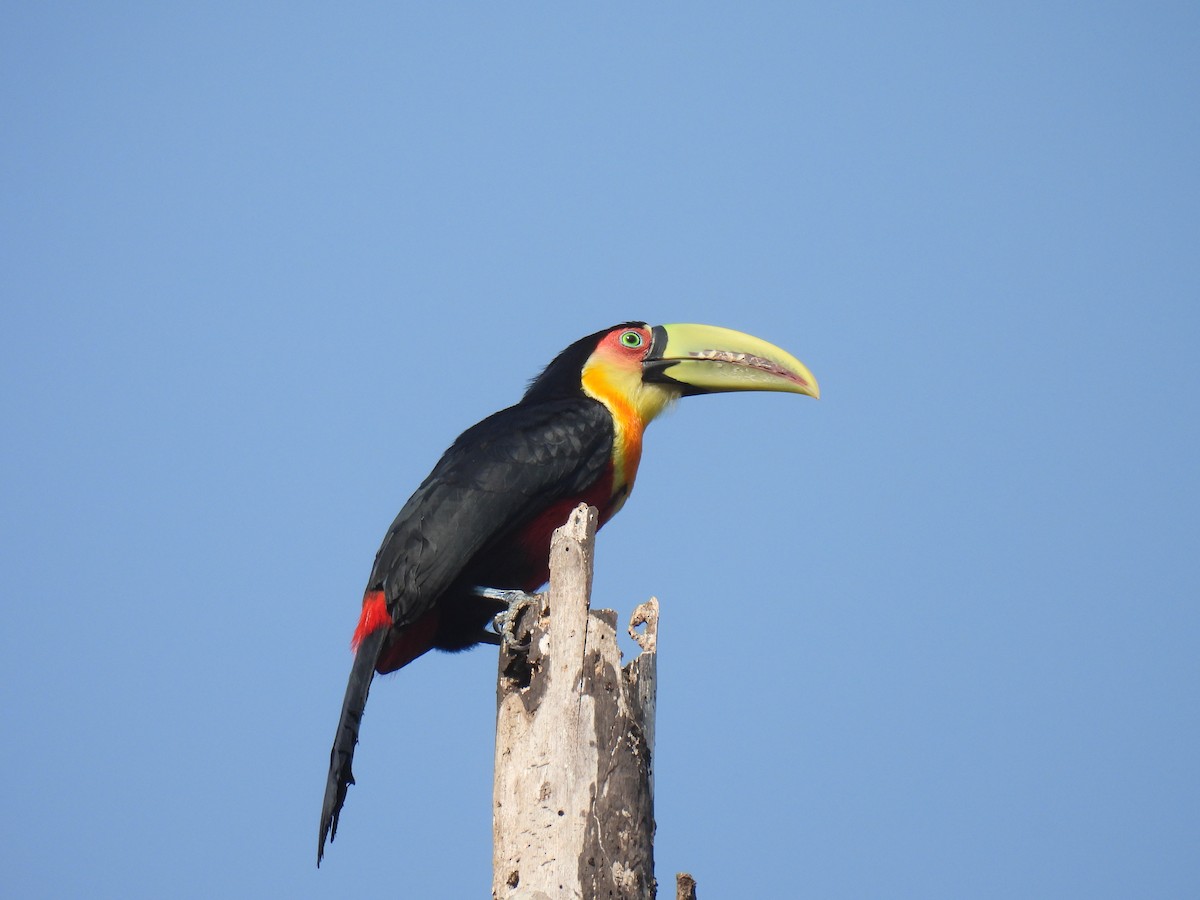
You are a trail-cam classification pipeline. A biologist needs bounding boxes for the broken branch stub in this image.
[492,504,659,900]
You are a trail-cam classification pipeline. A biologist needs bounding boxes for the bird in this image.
[318,321,819,864]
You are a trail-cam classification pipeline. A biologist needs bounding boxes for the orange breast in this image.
[581,365,649,502]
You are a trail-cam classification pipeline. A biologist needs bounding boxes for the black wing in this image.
[367,397,613,625]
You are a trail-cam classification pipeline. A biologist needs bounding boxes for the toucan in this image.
[318,322,819,864]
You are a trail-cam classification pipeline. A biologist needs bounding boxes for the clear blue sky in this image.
[2,4,1197,897]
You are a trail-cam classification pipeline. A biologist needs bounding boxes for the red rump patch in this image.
[351,590,391,651]
[375,609,440,673]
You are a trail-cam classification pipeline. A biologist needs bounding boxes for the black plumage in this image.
[320,330,622,864]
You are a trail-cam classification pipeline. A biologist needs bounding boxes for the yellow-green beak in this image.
[642,323,820,399]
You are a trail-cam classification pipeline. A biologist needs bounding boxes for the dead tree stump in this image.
[492,504,660,900]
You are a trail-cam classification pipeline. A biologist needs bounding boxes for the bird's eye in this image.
[620,330,644,349]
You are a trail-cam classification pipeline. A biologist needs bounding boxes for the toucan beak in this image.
[642,323,820,399]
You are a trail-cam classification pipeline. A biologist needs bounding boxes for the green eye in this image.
[620,330,644,349]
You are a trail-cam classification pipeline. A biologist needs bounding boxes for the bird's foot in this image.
[477,587,541,650]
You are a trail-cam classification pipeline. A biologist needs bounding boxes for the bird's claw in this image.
[477,587,541,651]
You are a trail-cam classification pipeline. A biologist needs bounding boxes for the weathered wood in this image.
[492,504,659,900]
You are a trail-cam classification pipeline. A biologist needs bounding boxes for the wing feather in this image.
[367,398,612,625]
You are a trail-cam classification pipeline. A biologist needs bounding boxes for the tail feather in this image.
[318,625,388,866]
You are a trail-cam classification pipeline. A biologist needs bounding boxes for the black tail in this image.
[318,626,388,866]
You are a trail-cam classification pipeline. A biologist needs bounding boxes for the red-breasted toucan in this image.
[319,322,819,864]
